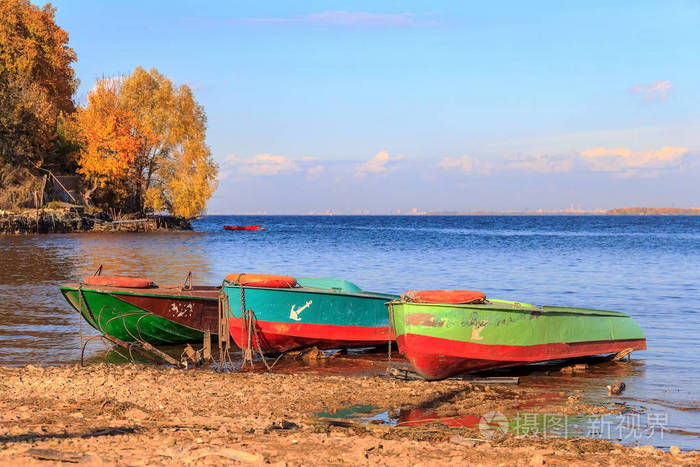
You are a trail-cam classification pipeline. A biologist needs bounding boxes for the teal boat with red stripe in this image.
[389,290,646,380]
[222,274,398,351]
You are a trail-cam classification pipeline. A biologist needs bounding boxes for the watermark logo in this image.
[510,412,668,440]
[479,411,509,440]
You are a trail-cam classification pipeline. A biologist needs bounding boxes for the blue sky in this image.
[48,1,699,213]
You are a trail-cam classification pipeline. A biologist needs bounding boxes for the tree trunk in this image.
[83,179,98,205]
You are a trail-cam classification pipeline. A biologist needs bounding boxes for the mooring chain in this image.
[239,283,254,368]
[233,278,272,371]
[249,309,271,370]
[216,288,233,369]
[238,308,272,370]
[241,307,251,368]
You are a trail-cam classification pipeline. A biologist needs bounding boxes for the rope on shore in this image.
[77,267,182,367]
[220,277,274,371]
[241,308,271,370]
[239,282,251,366]
[74,293,181,367]
[235,280,271,370]
[217,286,233,369]
[99,305,181,366]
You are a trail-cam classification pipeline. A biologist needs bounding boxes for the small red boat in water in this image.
[223,225,260,231]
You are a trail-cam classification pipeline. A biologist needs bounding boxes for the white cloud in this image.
[438,153,571,175]
[222,154,325,179]
[437,155,492,174]
[220,145,693,183]
[356,151,404,177]
[580,146,689,175]
[629,80,673,101]
[225,154,299,176]
[434,146,692,178]
[505,153,573,173]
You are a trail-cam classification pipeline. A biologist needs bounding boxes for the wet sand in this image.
[0,364,696,465]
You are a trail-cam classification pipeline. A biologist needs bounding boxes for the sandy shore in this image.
[0,364,695,466]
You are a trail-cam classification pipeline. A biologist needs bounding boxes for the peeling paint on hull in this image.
[390,300,647,380]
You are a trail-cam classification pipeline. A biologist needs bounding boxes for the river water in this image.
[1,215,698,450]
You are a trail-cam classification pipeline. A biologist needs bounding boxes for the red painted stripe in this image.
[398,333,646,380]
[228,318,392,351]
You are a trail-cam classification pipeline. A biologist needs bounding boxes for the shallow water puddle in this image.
[313,388,698,451]
[316,404,396,425]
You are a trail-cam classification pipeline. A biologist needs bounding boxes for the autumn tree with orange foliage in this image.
[72,79,153,205]
[75,68,218,218]
[0,0,78,171]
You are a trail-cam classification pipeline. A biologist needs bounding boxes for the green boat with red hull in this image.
[389,290,646,380]
[60,275,220,345]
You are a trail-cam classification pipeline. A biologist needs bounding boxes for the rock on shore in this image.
[0,209,191,234]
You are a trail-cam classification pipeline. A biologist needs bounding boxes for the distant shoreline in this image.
[206,207,700,216]
[424,207,700,216]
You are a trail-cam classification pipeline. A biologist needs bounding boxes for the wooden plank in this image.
[203,331,212,362]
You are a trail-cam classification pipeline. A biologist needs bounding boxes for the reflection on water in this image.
[310,356,698,450]
[0,232,213,365]
[1,235,83,364]
[1,215,699,449]
[73,232,213,283]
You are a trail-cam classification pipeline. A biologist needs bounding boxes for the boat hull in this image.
[223,225,259,231]
[60,284,219,345]
[390,300,646,380]
[224,281,397,351]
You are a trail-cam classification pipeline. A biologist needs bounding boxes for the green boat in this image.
[389,290,647,380]
[60,277,220,345]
